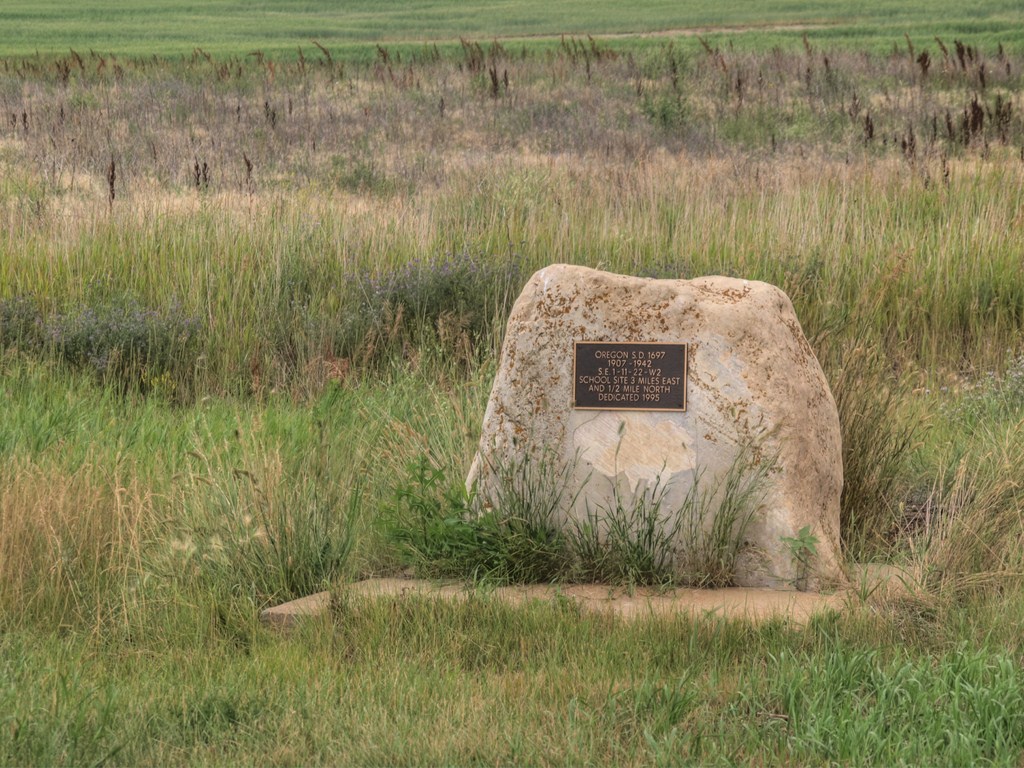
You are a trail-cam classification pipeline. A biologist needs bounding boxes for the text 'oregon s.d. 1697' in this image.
[573,341,687,411]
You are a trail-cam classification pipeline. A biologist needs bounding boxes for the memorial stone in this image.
[467,264,844,589]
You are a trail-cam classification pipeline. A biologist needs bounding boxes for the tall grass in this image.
[3,42,1023,393]
[3,157,1023,393]
[2,38,1022,589]
[3,38,1024,765]
[0,458,150,631]
[0,365,388,632]
[2,39,1023,587]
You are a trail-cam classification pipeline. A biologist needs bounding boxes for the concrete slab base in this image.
[260,590,332,629]
[259,565,920,629]
[343,578,845,622]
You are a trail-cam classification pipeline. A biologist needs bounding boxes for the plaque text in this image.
[573,342,687,411]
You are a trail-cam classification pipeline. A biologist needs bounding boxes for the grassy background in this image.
[3,13,1024,767]
[1,0,1024,56]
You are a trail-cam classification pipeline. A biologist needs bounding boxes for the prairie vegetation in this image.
[2,0,1024,55]
[3,33,1024,764]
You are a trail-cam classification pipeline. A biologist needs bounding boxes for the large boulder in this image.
[467,264,843,589]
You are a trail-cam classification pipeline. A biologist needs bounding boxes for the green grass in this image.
[2,354,1024,763]
[4,22,1024,766]
[1,0,1023,57]
[0,357,490,618]
[5,594,1024,765]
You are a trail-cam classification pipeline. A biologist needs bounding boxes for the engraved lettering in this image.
[574,342,687,411]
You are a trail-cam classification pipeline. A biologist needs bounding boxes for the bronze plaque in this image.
[573,342,687,411]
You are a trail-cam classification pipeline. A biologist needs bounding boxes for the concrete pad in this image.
[260,576,856,629]
[260,590,331,629]
[343,578,844,623]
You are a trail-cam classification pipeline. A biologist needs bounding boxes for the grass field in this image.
[3,7,1024,766]
[2,0,1024,56]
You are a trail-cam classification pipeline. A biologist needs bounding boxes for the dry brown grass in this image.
[0,458,153,628]
[2,42,1021,204]
[914,429,1024,595]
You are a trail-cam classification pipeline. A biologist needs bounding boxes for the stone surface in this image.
[466,264,843,589]
[261,579,846,628]
[259,591,331,628]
